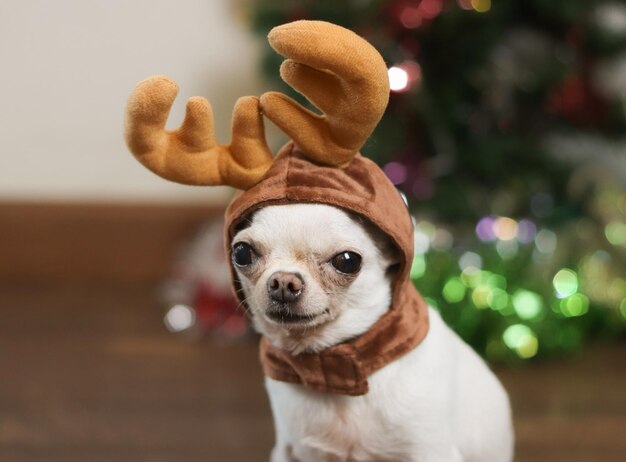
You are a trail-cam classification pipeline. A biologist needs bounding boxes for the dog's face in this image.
[231,203,399,354]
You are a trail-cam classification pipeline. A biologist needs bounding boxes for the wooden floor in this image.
[0,282,625,462]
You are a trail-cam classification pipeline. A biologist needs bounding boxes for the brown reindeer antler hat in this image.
[125,20,429,396]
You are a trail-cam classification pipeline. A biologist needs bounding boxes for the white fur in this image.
[232,204,514,462]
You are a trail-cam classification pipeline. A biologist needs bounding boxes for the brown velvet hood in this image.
[225,142,429,396]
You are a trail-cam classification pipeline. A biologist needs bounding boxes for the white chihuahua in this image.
[232,203,514,462]
[123,17,513,462]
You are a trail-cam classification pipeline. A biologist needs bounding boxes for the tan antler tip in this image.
[124,75,273,189]
[126,76,178,120]
[124,75,179,161]
[261,20,389,167]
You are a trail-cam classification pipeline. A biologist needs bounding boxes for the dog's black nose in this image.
[267,271,304,303]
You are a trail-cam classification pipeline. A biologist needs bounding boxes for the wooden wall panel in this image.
[0,202,221,283]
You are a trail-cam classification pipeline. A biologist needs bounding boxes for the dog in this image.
[232,203,514,462]
[123,17,514,462]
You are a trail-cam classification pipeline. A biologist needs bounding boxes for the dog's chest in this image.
[267,376,415,461]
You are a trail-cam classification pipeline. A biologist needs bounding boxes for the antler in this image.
[260,21,390,167]
[124,76,273,190]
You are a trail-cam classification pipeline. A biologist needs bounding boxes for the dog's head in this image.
[124,20,416,355]
[231,203,400,354]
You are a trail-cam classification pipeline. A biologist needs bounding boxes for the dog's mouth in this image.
[264,306,330,326]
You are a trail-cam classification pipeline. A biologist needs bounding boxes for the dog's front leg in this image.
[271,442,345,462]
[270,444,300,462]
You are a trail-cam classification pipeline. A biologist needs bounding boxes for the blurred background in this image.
[1,0,625,461]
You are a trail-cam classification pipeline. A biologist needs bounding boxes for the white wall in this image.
[0,0,272,203]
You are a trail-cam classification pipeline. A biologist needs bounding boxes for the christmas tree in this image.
[247,0,626,362]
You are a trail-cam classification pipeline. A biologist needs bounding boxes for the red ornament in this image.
[194,279,246,337]
[162,220,249,339]
[548,25,610,127]
[547,72,609,127]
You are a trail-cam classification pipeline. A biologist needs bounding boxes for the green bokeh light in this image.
[502,324,538,359]
[512,289,543,320]
[552,268,578,298]
[461,267,483,288]
[486,273,507,290]
[560,293,589,317]
[620,299,626,319]
[488,288,509,311]
[472,285,492,309]
[442,277,466,303]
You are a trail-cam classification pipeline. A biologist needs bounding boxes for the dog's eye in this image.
[232,242,257,267]
[331,251,362,274]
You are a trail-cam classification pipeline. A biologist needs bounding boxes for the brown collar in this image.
[259,281,429,396]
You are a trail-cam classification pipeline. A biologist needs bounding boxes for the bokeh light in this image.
[443,277,466,303]
[400,60,422,84]
[419,0,444,19]
[388,66,409,92]
[605,221,626,246]
[471,0,491,13]
[164,304,196,332]
[512,289,543,320]
[503,324,539,359]
[516,219,537,244]
[472,285,492,308]
[459,251,482,270]
[494,217,518,240]
[431,228,454,251]
[486,273,507,290]
[553,269,579,299]
[476,216,497,241]
[383,161,408,185]
[461,266,482,288]
[496,240,519,260]
[399,4,422,29]
[535,229,558,254]
[398,0,444,29]
[488,288,509,311]
[560,293,589,317]
[389,60,422,92]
